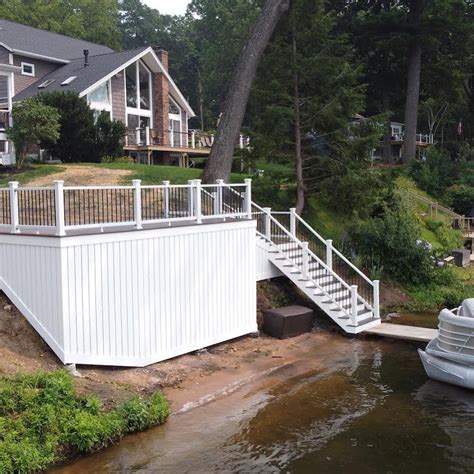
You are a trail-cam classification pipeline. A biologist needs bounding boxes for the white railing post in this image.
[326,239,333,270]
[8,181,19,234]
[133,179,142,229]
[289,207,297,237]
[163,180,170,219]
[239,134,244,149]
[191,131,196,149]
[244,178,252,218]
[216,179,224,215]
[194,179,202,224]
[187,180,194,217]
[373,280,380,319]
[263,207,271,241]
[302,241,309,280]
[351,285,358,326]
[211,134,215,145]
[145,126,150,146]
[53,180,65,236]
[136,128,140,145]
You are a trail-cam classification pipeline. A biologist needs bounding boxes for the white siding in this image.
[0,220,257,367]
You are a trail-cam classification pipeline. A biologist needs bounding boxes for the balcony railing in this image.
[125,128,250,151]
[0,179,252,236]
[391,132,434,145]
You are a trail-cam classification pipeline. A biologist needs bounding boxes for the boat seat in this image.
[459,299,474,318]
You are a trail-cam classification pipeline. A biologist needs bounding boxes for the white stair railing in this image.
[252,202,371,324]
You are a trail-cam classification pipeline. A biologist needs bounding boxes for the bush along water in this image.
[0,370,169,472]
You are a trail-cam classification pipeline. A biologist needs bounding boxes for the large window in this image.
[126,65,137,108]
[125,61,151,112]
[169,96,181,146]
[88,82,110,105]
[139,63,150,110]
[87,81,112,120]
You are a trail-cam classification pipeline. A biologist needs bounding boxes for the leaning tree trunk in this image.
[401,0,425,162]
[202,0,291,183]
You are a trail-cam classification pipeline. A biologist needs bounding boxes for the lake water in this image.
[55,335,474,473]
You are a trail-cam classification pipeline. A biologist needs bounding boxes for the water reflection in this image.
[55,339,474,474]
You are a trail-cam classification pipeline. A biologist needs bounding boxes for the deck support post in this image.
[373,280,380,319]
[163,181,170,219]
[326,239,333,270]
[53,180,66,236]
[8,181,19,234]
[351,285,358,326]
[216,179,224,216]
[133,179,142,229]
[244,179,252,219]
[194,179,202,224]
[289,207,296,237]
[301,242,309,280]
[263,207,271,241]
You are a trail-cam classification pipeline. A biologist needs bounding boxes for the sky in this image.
[142,0,190,16]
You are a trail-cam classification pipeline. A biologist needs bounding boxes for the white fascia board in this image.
[79,47,196,117]
[11,49,70,64]
[0,42,13,53]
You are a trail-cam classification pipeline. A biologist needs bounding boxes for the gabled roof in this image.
[0,19,113,63]
[14,47,195,117]
[14,48,147,100]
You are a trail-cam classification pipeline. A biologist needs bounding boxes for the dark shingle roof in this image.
[14,48,148,101]
[0,19,114,60]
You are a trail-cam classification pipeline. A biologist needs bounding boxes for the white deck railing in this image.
[0,179,252,236]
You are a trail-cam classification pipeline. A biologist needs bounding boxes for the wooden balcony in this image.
[123,128,250,156]
[391,133,435,146]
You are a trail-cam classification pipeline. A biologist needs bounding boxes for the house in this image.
[0,19,216,166]
[372,121,434,161]
[350,115,434,161]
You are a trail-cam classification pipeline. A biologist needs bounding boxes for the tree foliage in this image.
[7,98,60,168]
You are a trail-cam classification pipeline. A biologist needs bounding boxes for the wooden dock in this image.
[364,323,437,343]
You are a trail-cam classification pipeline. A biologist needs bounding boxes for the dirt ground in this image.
[0,291,341,412]
[26,164,132,187]
[0,274,412,411]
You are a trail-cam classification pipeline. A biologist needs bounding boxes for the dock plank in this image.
[364,323,437,343]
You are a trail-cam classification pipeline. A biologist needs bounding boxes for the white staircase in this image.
[252,203,381,334]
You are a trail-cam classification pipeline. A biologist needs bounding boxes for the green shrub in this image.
[409,148,454,196]
[446,184,474,216]
[349,208,434,285]
[0,370,169,471]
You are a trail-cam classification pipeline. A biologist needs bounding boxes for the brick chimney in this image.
[154,48,169,72]
[153,48,170,147]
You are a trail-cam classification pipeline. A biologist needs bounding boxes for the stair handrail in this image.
[252,202,363,316]
[294,213,374,288]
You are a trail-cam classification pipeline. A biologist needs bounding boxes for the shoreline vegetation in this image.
[0,370,169,472]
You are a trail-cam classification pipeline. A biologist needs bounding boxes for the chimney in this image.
[154,48,168,72]
[83,49,89,67]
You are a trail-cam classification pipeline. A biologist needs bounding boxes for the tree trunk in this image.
[291,5,304,214]
[401,0,424,162]
[382,94,392,163]
[197,67,205,131]
[202,0,291,183]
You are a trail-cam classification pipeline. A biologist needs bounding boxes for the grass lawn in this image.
[96,162,248,185]
[0,164,64,187]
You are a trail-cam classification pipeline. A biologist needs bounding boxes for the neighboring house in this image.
[350,115,434,161]
[0,19,213,166]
